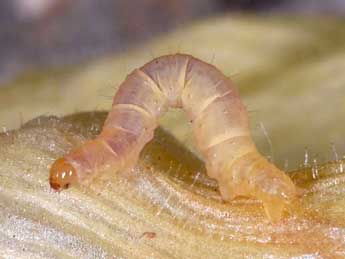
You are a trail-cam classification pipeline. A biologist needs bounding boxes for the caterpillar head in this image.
[49,158,78,191]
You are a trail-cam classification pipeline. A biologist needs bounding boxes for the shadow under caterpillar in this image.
[49,53,297,221]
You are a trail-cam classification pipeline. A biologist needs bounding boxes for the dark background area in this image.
[1,0,345,84]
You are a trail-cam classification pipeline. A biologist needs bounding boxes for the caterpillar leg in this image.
[216,152,296,221]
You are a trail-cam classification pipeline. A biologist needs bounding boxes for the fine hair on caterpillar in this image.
[49,53,297,221]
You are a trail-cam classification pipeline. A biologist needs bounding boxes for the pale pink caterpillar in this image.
[49,54,296,221]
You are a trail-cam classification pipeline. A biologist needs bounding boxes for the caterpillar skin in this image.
[49,54,296,221]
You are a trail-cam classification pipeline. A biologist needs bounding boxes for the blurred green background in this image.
[1,0,345,171]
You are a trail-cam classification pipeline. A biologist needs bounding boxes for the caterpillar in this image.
[49,54,297,221]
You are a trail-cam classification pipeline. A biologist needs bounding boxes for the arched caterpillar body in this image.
[49,54,296,221]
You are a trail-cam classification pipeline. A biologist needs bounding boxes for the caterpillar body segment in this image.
[49,54,296,221]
